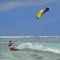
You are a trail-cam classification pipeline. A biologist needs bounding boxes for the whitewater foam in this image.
[16,43,60,54]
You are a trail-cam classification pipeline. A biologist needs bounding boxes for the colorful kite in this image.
[36,7,50,19]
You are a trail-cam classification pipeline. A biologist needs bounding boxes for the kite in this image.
[36,7,50,19]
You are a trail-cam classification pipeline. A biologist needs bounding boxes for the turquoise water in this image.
[0,36,60,60]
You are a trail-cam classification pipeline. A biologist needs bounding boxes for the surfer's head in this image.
[9,40,12,42]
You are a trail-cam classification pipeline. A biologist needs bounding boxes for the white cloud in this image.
[0,0,59,10]
[0,1,35,10]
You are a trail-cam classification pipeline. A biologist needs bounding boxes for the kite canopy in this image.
[36,7,50,19]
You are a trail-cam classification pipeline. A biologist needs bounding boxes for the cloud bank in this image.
[0,0,59,10]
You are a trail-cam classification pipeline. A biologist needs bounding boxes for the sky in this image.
[0,0,60,36]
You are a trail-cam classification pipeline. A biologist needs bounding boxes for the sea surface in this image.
[0,36,60,60]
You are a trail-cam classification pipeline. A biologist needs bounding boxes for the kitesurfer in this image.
[8,40,19,51]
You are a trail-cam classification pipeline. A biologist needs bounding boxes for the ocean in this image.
[0,36,60,60]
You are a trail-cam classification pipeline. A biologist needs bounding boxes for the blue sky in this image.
[0,0,60,36]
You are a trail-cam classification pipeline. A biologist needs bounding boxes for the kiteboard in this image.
[10,48,20,51]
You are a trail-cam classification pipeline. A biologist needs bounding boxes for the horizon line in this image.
[0,36,60,38]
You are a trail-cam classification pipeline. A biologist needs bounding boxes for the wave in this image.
[16,43,60,54]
